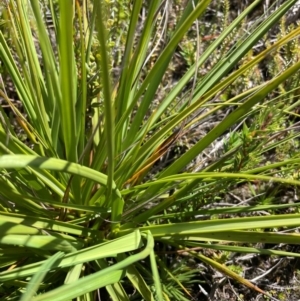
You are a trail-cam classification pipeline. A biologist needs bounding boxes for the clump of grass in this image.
[1,0,300,300]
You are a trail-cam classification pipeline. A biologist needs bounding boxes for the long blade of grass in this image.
[58,0,77,164]
[183,242,300,258]
[20,251,65,301]
[131,171,300,189]
[96,258,130,301]
[150,250,163,301]
[0,235,79,252]
[0,211,98,237]
[94,1,114,201]
[114,1,143,153]
[31,231,154,301]
[14,0,50,143]
[0,154,122,200]
[150,202,300,220]
[137,214,300,238]
[124,260,155,301]
[33,270,125,301]
[0,230,142,282]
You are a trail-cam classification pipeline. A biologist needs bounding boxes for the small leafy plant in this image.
[1,0,300,300]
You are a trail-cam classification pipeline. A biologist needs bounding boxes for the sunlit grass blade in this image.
[130,171,300,190]
[0,221,49,236]
[74,2,88,159]
[0,230,142,282]
[0,154,122,200]
[134,215,300,238]
[183,242,300,258]
[150,202,300,221]
[32,270,125,301]
[30,0,61,150]
[115,1,143,154]
[64,263,83,285]
[149,250,163,301]
[58,0,77,163]
[96,258,130,301]
[170,230,300,245]
[0,211,98,237]
[125,261,155,301]
[0,235,79,252]
[31,231,154,301]
[94,1,115,201]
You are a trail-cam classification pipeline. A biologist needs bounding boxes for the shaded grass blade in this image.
[20,251,65,301]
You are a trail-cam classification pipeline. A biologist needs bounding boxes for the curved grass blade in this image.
[33,270,125,301]
[20,251,65,301]
[0,154,122,201]
[96,258,130,301]
[0,230,142,282]
[31,231,154,301]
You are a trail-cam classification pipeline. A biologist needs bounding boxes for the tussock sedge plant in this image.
[1,0,300,300]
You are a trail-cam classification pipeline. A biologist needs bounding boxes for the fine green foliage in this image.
[1,0,300,300]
